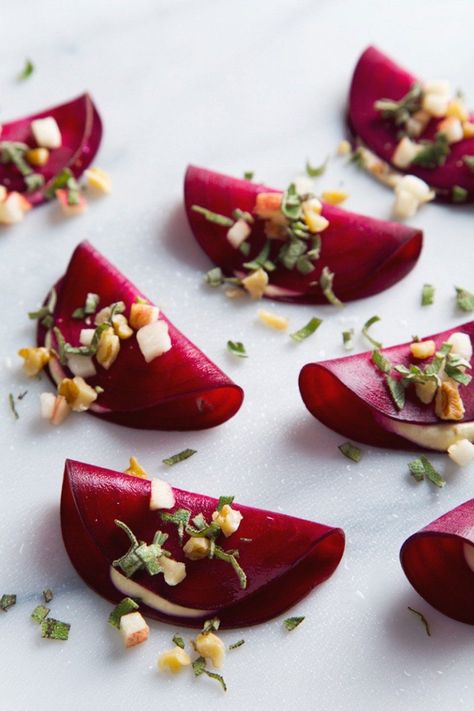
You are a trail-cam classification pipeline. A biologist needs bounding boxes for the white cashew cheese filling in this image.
[387,420,474,451]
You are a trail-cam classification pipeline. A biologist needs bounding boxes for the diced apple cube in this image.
[66,354,96,379]
[129,302,160,330]
[40,392,56,420]
[160,557,186,586]
[0,192,31,224]
[119,611,149,648]
[448,439,474,467]
[31,117,62,149]
[438,116,464,144]
[149,478,176,510]
[136,321,172,363]
[226,219,251,249]
[392,137,422,169]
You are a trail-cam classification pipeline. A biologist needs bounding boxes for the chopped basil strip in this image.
[411,133,449,169]
[0,141,33,179]
[42,589,53,604]
[41,618,71,641]
[204,670,227,692]
[191,205,233,227]
[31,605,50,624]
[160,508,191,545]
[43,168,74,200]
[445,354,472,386]
[374,83,421,126]
[338,442,362,463]
[28,287,56,329]
[239,242,251,257]
[232,208,254,224]
[408,456,445,488]
[281,183,302,221]
[243,171,254,181]
[214,547,247,589]
[305,157,328,177]
[112,520,170,578]
[386,375,406,410]
[283,616,305,631]
[320,267,343,307]
[229,639,245,650]
[342,329,354,350]
[290,317,322,342]
[0,594,16,611]
[18,58,34,81]
[172,634,185,649]
[192,656,206,676]
[407,606,431,637]
[362,315,382,348]
[372,349,392,374]
[463,155,474,173]
[421,283,435,306]
[162,448,197,466]
[8,393,19,420]
[243,239,272,271]
[204,267,224,287]
[202,617,221,634]
[216,496,234,512]
[227,340,247,358]
[455,286,474,313]
[108,597,139,628]
[72,292,100,319]
[452,185,468,203]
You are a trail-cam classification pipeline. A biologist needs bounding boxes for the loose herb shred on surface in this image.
[192,656,227,691]
[243,171,254,180]
[408,456,445,488]
[28,287,57,329]
[31,605,50,624]
[229,639,245,650]
[372,349,392,374]
[202,617,220,634]
[227,340,247,358]
[108,597,139,628]
[8,393,19,420]
[338,442,362,463]
[172,634,185,649]
[0,594,16,611]
[216,496,234,512]
[42,589,53,603]
[204,670,227,692]
[421,283,435,306]
[162,448,197,466]
[290,317,322,342]
[41,618,71,641]
[342,329,354,350]
[386,375,406,411]
[191,205,233,227]
[18,58,34,81]
[362,315,382,348]
[455,286,474,313]
[407,606,431,636]
[320,267,343,307]
[305,157,328,177]
[463,155,474,173]
[283,616,305,631]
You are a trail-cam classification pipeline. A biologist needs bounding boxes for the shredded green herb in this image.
[202,617,221,634]
[305,157,328,178]
[372,349,392,374]
[28,287,56,329]
[362,315,382,348]
[108,597,139,629]
[283,616,305,631]
[338,442,362,463]
[192,656,227,691]
[172,634,185,649]
[342,329,354,350]
[227,340,247,358]
[72,292,100,319]
[214,547,247,589]
[374,83,421,126]
[42,589,53,604]
[43,168,74,200]
[112,520,170,578]
[204,670,227,692]
[0,594,16,611]
[243,171,254,181]
[18,58,34,81]
[320,266,343,307]
[408,455,445,488]
[229,639,245,650]
[452,185,468,203]
[386,375,406,411]
[463,155,474,173]
[31,605,50,624]
[407,606,431,636]
[191,205,233,227]
[421,283,435,306]
[290,317,322,342]
[160,508,191,545]
[41,618,71,641]
[8,393,19,420]
[162,448,197,466]
[455,286,474,313]
[216,496,234,512]
[0,141,43,192]
[411,133,450,169]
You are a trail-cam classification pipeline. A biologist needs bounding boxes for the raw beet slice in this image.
[61,459,345,628]
[349,46,474,202]
[401,500,474,624]
[299,322,474,450]
[0,94,102,205]
[184,165,422,304]
[37,241,243,430]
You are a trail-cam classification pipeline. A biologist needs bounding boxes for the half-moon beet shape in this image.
[401,500,474,624]
[349,46,474,202]
[299,322,474,450]
[61,459,345,628]
[0,94,102,205]
[184,165,422,304]
[37,241,243,430]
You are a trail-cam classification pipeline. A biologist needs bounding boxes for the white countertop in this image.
[1,1,474,709]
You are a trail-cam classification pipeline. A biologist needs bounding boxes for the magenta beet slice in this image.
[349,46,474,202]
[0,94,102,205]
[401,499,474,624]
[299,321,474,449]
[37,241,243,430]
[61,459,345,628]
[184,165,422,304]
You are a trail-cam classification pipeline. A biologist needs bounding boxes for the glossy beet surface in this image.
[299,322,474,448]
[401,499,474,624]
[349,46,474,202]
[0,94,102,205]
[61,460,345,628]
[37,242,243,430]
[184,165,422,303]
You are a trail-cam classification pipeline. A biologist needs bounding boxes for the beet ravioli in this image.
[184,165,422,304]
[299,323,474,450]
[349,46,474,204]
[61,460,345,628]
[30,241,243,430]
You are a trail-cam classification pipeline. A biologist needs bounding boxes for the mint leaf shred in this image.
[18,59,34,81]
[455,286,474,313]
[243,171,254,181]
[42,589,53,603]
[31,605,50,624]
[283,616,305,631]
[0,594,16,611]
[41,618,71,641]
[191,205,233,227]
[216,496,234,512]
[290,317,322,342]
[386,375,406,410]
[227,340,247,358]
[362,315,382,348]
[162,448,197,466]
[305,157,328,177]
[408,456,445,488]
[8,393,19,420]
[342,329,354,350]
[172,634,185,649]
[320,267,343,307]
[372,349,392,374]
[421,283,435,306]
[338,442,362,463]
[229,639,245,650]
[108,597,139,629]
[407,606,431,636]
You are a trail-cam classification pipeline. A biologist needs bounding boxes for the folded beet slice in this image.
[0,93,102,205]
[401,499,474,624]
[61,459,345,628]
[349,46,474,202]
[299,322,474,450]
[184,165,422,304]
[37,241,243,430]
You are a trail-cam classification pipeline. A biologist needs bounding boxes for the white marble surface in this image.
[1,1,474,709]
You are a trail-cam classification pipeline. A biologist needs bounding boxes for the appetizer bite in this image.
[349,46,474,210]
[61,459,345,627]
[20,241,243,429]
[299,323,473,450]
[401,499,474,624]
[0,94,103,223]
[184,165,422,304]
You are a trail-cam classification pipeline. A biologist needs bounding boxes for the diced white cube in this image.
[67,354,97,379]
[31,116,62,149]
[40,392,56,419]
[160,557,186,586]
[149,478,175,510]
[79,328,96,346]
[119,611,149,648]
[136,320,172,363]
[448,439,474,467]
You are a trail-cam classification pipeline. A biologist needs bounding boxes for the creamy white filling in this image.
[464,543,474,572]
[387,420,474,451]
[110,567,208,618]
